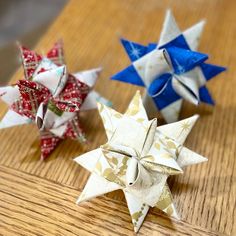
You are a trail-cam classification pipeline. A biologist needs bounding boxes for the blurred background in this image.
[0,0,66,85]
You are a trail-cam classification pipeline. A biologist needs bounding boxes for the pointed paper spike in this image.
[125,91,148,121]
[199,86,215,105]
[111,64,145,86]
[73,68,102,87]
[0,110,31,129]
[120,38,148,62]
[158,10,182,48]
[124,191,149,233]
[183,20,205,51]
[74,148,102,172]
[0,86,20,105]
[97,102,123,140]
[163,203,179,219]
[156,114,199,144]
[178,147,207,167]
[77,173,120,204]
[19,45,42,80]
[166,46,208,74]
[77,176,120,204]
[155,184,179,219]
[46,39,64,65]
[40,131,61,160]
[200,63,226,81]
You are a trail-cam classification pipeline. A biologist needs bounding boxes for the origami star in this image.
[74,91,207,232]
[111,10,226,123]
[0,41,110,160]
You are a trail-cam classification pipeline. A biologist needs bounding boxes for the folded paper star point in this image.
[74,91,207,232]
[111,10,226,123]
[0,41,110,160]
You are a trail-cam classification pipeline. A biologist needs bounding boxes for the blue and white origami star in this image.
[111,10,226,123]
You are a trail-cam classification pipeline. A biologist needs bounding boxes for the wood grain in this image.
[0,0,235,235]
[0,165,224,236]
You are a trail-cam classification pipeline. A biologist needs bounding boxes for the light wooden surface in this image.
[0,0,235,235]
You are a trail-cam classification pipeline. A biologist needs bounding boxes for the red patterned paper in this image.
[8,41,92,159]
[11,80,51,120]
[54,74,89,112]
[64,115,86,142]
[20,46,42,80]
[19,40,64,80]
[40,131,61,160]
[46,40,64,65]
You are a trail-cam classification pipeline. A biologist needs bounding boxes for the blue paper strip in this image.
[147,43,157,53]
[166,46,208,74]
[199,86,215,105]
[148,73,172,97]
[111,64,145,86]
[151,77,181,110]
[120,38,148,62]
[159,34,190,50]
[200,63,226,81]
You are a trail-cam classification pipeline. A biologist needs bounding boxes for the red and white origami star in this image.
[0,41,109,160]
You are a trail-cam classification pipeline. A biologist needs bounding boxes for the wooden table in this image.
[0,0,235,235]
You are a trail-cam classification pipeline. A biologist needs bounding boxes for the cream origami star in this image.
[74,91,207,232]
